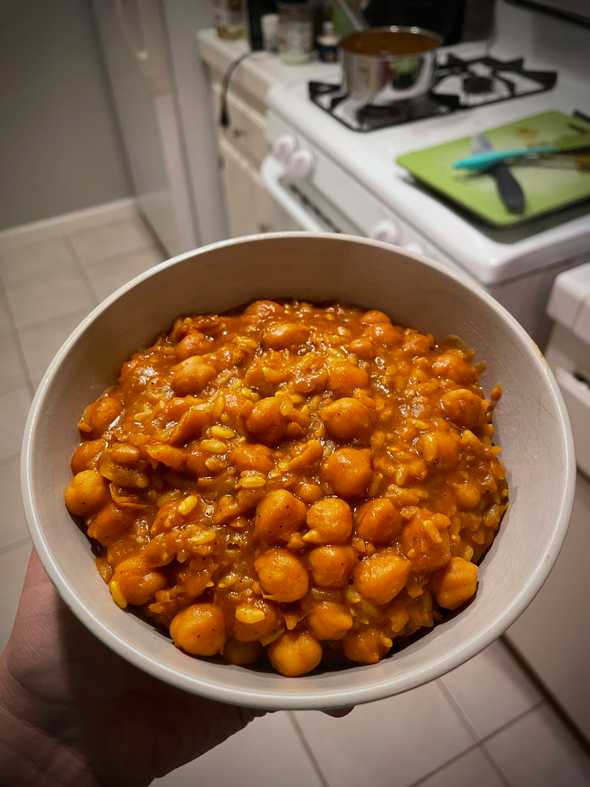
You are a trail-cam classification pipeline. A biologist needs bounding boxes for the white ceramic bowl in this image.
[22,233,575,710]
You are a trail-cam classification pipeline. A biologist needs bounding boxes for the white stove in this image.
[260,1,590,738]
[262,1,590,346]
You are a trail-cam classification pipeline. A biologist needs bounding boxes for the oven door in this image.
[261,155,361,234]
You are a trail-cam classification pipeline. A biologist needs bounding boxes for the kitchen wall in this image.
[0,0,131,231]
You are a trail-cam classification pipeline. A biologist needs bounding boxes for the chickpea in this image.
[353,550,411,605]
[320,398,371,442]
[308,601,353,641]
[433,557,478,610]
[244,300,284,320]
[169,404,213,445]
[113,556,167,606]
[223,638,262,666]
[233,602,279,643]
[419,430,460,468]
[170,603,226,656]
[454,482,481,510]
[297,481,323,504]
[342,627,392,665]
[440,389,484,429]
[349,337,376,360]
[175,330,209,360]
[171,356,217,396]
[254,548,309,602]
[355,498,402,544]
[363,322,401,346]
[145,443,187,472]
[255,490,307,543]
[263,322,309,349]
[361,309,390,325]
[321,447,372,498]
[230,443,274,474]
[432,352,475,385]
[79,396,122,437]
[401,511,452,573]
[267,631,322,677]
[64,470,109,517]
[387,600,410,634]
[109,443,141,466]
[403,331,433,355]
[327,361,369,396]
[245,396,286,445]
[293,363,328,394]
[304,498,353,545]
[87,503,132,545]
[308,545,356,588]
[71,439,106,474]
[287,439,323,472]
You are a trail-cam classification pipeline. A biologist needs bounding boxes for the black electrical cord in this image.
[219,50,257,128]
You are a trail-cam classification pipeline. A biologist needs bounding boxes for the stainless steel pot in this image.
[340,26,442,105]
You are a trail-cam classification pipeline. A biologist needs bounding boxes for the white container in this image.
[278,2,313,64]
[21,233,575,710]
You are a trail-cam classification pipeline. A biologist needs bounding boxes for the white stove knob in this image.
[287,148,315,179]
[404,241,424,256]
[370,220,401,245]
[272,134,297,164]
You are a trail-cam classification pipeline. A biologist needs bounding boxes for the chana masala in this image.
[64,300,508,677]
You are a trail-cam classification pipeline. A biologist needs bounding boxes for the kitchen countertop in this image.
[197,29,338,106]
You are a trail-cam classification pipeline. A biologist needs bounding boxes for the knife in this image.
[471,133,526,215]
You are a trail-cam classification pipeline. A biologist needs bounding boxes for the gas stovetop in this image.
[309,54,558,132]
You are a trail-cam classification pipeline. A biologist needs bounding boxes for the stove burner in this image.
[462,74,494,95]
[308,54,558,133]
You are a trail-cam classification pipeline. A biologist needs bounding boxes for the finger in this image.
[320,706,354,718]
[24,548,52,589]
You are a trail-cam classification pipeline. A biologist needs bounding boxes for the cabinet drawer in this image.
[219,138,274,237]
[213,83,268,168]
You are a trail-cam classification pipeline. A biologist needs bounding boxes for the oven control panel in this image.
[265,112,461,274]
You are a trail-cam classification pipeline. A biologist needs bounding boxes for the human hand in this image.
[0,550,261,787]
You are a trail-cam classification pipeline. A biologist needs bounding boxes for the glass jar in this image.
[278,1,314,65]
[215,0,245,40]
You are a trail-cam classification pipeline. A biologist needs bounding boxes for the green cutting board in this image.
[396,111,590,227]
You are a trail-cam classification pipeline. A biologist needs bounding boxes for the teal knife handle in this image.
[452,145,554,170]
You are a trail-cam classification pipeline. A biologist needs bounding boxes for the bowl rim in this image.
[21,232,576,709]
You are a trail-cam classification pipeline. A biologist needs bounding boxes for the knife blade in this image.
[471,133,526,215]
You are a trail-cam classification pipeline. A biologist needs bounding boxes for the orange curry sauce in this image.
[64,300,508,676]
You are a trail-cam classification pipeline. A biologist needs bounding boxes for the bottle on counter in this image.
[215,0,246,40]
[317,20,339,62]
[278,1,314,64]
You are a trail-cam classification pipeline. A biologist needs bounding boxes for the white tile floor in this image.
[1,207,589,787]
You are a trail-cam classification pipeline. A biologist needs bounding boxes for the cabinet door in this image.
[219,139,274,237]
[212,83,268,169]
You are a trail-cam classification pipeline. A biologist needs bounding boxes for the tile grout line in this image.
[0,536,31,557]
[0,280,35,398]
[436,679,511,787]
[63,236,100,306]
[440,675,545,746]
[436,678,480,743]
[406,740,482,787]
[501,635,590,756]
[287,712,331,787]
[407,691,546,787]
[82,242,163,272]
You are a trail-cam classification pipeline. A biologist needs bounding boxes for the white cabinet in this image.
[219,139,273,237]
[200,39,279,239]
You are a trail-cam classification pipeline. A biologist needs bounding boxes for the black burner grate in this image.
[308,54,558,132]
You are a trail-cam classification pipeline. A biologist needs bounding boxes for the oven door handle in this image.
[261,156,324,232]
